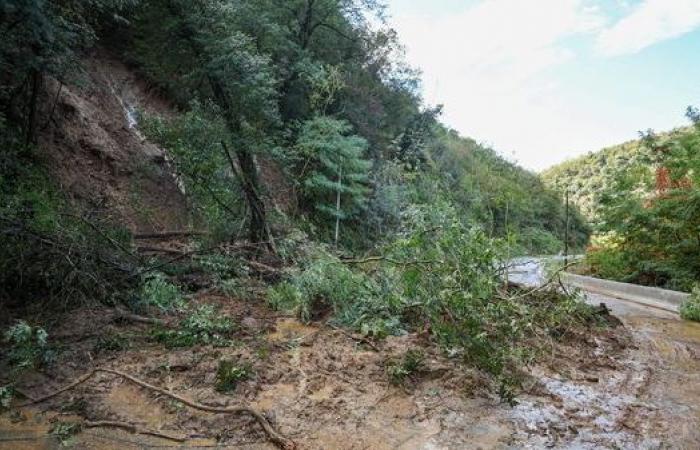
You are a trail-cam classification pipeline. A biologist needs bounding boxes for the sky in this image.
[385,0,700,171]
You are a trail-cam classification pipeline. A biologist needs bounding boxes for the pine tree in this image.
[296,116,371,243]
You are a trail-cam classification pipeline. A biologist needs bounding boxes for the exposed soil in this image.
[3,290,680,450]
[36,50,189,234]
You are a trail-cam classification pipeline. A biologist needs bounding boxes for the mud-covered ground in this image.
[3,289,697,450]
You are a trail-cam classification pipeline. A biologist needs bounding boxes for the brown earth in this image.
[0,292,635,450]
[36,50,190,234]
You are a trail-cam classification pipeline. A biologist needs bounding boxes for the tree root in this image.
[83,420,186,442]
[20,368,296,450]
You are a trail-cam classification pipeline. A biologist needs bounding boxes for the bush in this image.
[386,349,425,386]
[584,245,630,281]
[680,286,700,322]
[0,158,138,309]
[139,273,184,311]
[3,321,54,374]
[152,305,236,348]
[215,359,253,392]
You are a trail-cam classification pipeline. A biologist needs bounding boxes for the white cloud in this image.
[389,0,608,170]
[597,0,700,56]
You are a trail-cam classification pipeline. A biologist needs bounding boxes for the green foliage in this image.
[141,105,246,240]
[680,286,700,322]
[386,349,425,386]
[215,359,253,393]
[0,153,138,308]
[0,385,14,411]
[3,321,53,374]
[139,273,184,312]
[152,306,236,348]
[429,128,590,253]
[582,114,700,291]
[50,421,81,447]
[542,127,692,224]
[269,203,601,398]
[268,246,390,327]
[295,116,371,239]
[582,245,629,281]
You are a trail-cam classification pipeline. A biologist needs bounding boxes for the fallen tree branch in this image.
[20,368,296,450]
[113,308,168,326]
[503,260,581,301]
[83,420,185,443]
[136,245,188,256]
[341,255,440,266]
[133,230,208,240]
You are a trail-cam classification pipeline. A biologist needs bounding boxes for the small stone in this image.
[241,317,260,330]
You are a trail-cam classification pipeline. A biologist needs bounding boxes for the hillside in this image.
[0,2,632,448]
[541,127,692,223]
[542,119,700,292]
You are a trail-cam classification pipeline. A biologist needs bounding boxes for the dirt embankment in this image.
[36,51,189,234]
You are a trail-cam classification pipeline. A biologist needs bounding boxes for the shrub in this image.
[386,349,425,386]
[680,286,700,322]
[0,152,138,309]
[268,247,375,320]
[140,273,184,311]
[152,305,236,348]
[215,359,253,392]
[584,245,629,281]
[0,385,13,411]
[3,321,54,374]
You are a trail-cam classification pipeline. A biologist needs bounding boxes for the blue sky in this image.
[385,0,700,170]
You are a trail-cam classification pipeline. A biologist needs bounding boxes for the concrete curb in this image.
[562,273,689,313]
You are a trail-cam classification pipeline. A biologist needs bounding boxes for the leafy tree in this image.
[296,116,371,243]
[590,110,700,290]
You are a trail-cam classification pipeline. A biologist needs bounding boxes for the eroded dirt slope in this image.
[37,51,189,233]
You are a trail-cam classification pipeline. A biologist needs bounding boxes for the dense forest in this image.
[544,112,700,317]
[542,126,692,224]
[0,2,626,447]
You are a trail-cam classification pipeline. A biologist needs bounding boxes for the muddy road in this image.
[1,289,698,449]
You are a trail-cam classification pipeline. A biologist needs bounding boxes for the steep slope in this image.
[36,50,189,234]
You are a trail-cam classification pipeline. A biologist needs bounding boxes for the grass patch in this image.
[152,305,236,348]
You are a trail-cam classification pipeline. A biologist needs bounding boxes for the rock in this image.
[241,316,260,331]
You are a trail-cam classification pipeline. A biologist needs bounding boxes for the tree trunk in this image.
[334,165,342,246]
[25,69,42,147]
[167,1,275,253]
